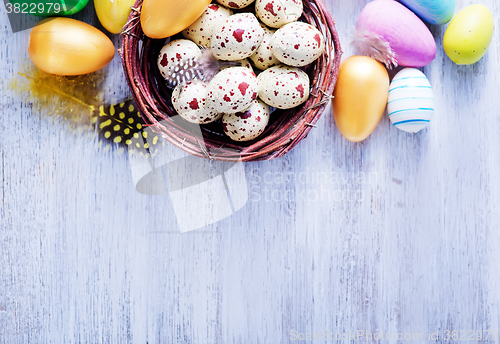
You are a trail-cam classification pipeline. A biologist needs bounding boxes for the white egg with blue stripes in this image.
[387,68,434,133]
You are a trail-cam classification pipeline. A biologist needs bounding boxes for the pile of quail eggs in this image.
[157,0,327,142]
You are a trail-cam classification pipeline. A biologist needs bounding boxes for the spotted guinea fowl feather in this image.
[165,48,240,88]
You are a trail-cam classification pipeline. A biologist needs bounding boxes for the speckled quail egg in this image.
[258,65,310,109]
[255,0,303,28]
[207,66,259,113]
[222,99,270,141]
[271,22,326,67]
[220,58,254,72]
[210,13,265,61]
[172,80,222,124]
[215,0,255,9]
[249,24,280,70]
[157,39,202,84]
[181,4,233,47]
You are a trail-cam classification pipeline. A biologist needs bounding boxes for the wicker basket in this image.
[120,0,342,162]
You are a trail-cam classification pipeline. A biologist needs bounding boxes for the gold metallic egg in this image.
[333,56,389,142]
[28,18,115,76]
[141,0,212,39]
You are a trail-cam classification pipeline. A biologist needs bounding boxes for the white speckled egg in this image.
[255,0,303,28]
[271,22,326,67]
[181,4,233,47]
[210,13,265,61]
[216,0,255,9]
[207,67,259,113]
[220,58,254,72]
[157,39,202,82]
[387,68,434,133]
[172,80,222,124]
[223,99,270,141]
[249,24,280,70]
[257,65,310,109]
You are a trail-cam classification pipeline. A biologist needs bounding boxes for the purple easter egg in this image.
[355,0,436,67]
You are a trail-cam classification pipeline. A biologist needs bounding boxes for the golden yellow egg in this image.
[332,56,389,142]
[95,0,136,34]
[140,0,212,39]
[28,18,115,76]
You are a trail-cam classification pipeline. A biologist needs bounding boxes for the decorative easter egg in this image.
[216,0,254,9]
[181,4,233,47]
[333,56,389,142]
[172,80,222,124]
[270,22,326,67]
[443,5,494,65]
[257,65,310,109]
[399,0,455,25]
[207,67,259,113]
[95,0,138,33]
[387,68,434,133]
[353,0,436,68]
[210,13,265,61]
[141,0,211,39]
[255,0,303,28]
[28,18,115,76]
[222,99,270,141]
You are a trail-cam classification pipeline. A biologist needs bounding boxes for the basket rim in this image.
[120,0,343,162]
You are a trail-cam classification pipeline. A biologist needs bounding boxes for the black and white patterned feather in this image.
[165,48,240,88]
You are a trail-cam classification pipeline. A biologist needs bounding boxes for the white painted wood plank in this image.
[1,0,499,343]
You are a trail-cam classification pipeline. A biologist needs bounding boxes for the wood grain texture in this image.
[1,0,500,343]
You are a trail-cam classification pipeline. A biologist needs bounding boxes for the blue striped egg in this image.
[399,0,455,25]
[387,68,434,133]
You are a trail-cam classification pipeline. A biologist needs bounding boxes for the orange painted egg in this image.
[28,18,115,76]
[332,56,389,142]
[141,0,212,39]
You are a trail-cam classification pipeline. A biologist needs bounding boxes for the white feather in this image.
[351,25,398,69]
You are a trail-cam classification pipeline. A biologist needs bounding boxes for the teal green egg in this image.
[9,0,90,16]
[399,0,455,25]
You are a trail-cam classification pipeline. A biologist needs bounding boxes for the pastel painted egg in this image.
[210,13,265,61]
[141,0,211,38]
[181,4,233,47]
[399,0,455,25]
[172,80,222,124]
[354,0,436,67]
[28,18,115,76]
[333,56,389,142]
[222,99,270,141]
[443,4,494,65]
[387,68,434,133]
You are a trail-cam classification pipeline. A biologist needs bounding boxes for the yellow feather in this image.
[9,63,106,130]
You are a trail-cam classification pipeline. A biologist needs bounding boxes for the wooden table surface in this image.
[1,0,500,343]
